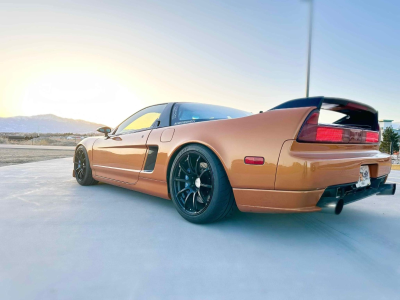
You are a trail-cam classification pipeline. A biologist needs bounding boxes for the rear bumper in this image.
[275,140,391,191]
[233,188,324,213]
[234,175,396,214]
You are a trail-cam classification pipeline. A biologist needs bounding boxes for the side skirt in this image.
[93,175,170,200]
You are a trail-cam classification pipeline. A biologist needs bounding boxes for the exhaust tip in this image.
[335,199,344,215]
[377,183,396,196]
[317,197,344,215]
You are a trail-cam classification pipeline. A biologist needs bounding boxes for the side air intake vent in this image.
[143,146,159,172]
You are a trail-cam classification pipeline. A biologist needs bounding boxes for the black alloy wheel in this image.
[74,147,87,182]
[169,144,236,223]
[172,151,214,215]
[74,145,98,186]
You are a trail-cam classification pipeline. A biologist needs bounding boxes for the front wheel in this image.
[74,145,98,186]
[169,144,235,223]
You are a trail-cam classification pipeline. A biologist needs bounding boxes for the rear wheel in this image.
[169,144,235,223]
[74,145,98,186]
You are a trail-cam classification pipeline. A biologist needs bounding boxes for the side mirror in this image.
[97,126,112,137]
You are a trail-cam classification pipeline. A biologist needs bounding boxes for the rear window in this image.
[171,103,251,126]
[319,108,375,130]
[318,109,347,125]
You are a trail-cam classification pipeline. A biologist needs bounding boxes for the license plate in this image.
[356,165,371,188]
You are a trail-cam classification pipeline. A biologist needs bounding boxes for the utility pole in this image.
[303,0,314,98]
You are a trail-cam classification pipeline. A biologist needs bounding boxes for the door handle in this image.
[110,136,122,141]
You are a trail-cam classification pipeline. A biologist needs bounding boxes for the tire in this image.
[74,145,98,186]
[169,144,236,223]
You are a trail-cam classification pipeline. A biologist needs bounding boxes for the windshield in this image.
[171,103,252,126]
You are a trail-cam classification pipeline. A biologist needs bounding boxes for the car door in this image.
[92,104,167,184]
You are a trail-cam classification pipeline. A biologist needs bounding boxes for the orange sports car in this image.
[73,97,396,223]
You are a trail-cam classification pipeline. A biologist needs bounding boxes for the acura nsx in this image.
[73,97,396,223]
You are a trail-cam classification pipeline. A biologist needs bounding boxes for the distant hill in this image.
[392,122,400,129]
[0,114,105,134]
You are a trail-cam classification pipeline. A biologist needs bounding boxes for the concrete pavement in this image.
[0,158,400,300]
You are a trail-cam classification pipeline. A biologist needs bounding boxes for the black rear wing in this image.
[270,96,379,131]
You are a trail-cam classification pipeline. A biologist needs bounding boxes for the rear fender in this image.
[142,106,314,190]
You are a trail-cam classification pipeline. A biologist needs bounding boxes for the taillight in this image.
[307,112,319,125]
[316,127,343,142]
[365,131,379,143]
[297,110,379,144]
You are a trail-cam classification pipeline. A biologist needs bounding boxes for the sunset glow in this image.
[1,0,399,127]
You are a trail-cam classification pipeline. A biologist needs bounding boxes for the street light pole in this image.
[304,0,314,98]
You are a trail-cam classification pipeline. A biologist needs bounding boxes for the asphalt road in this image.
[1,158,399,300]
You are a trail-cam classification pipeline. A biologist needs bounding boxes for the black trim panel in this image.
[270,96,377,114]
[317,175,395,208]
[270,97,324,111]
[158,102,175,128]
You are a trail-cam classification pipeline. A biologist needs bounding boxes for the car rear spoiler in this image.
[270,96,379,131]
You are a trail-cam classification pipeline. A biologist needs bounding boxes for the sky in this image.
[0,0,399,126]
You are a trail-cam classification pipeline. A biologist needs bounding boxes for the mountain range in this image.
[392,122,400,129]
[0,114,105,134]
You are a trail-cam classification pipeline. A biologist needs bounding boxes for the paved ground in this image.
[0,144,75,150]
[0,158,399,300]
[0,146,74,167]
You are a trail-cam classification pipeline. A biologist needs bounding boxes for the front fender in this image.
[75,137,100,168]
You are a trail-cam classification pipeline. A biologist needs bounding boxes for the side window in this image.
[171,103,251,125]
[115,104,167,135]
